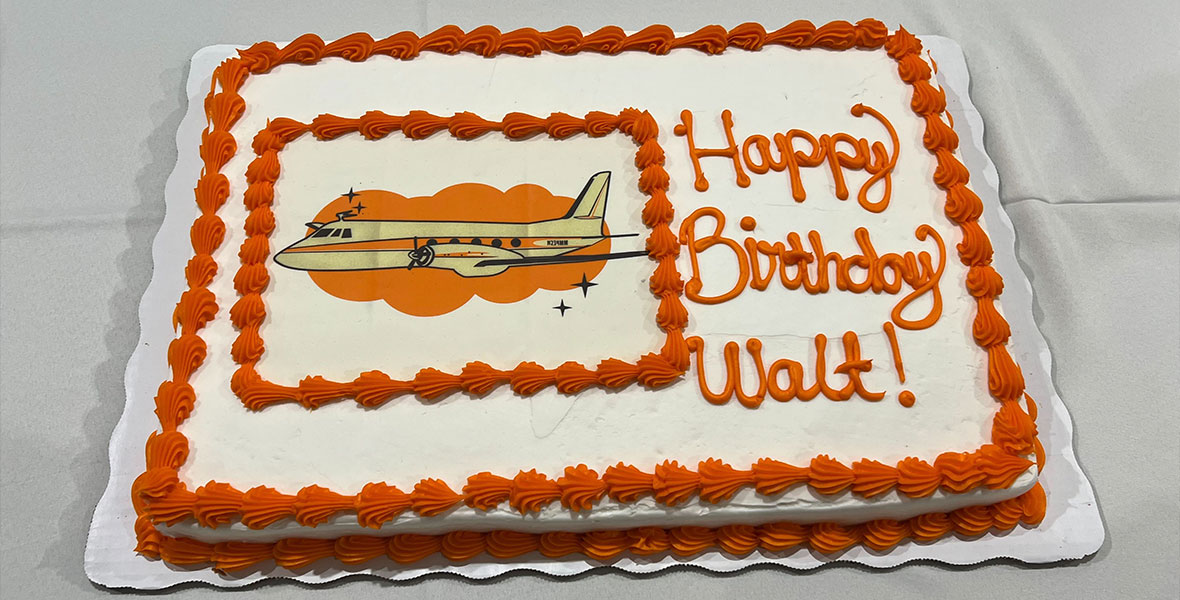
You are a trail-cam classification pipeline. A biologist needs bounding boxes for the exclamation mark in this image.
[883,321,915,407]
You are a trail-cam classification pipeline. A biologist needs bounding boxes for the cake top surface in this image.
[128,20,1046,570]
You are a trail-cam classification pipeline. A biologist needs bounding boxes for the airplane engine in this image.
[429,243,521,277]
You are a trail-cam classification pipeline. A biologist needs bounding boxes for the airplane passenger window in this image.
[510,238,522,247]
[313,229,334,238]
[491,239,502,247]
[449,238,460,244]
[471,238,482,245]
[427,239,438,245]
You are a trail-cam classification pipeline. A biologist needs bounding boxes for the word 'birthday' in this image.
[679,207,946,331]
[673,105,899,213]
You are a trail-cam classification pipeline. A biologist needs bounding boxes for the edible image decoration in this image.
[274,172,645,316]
[229,108,688,409]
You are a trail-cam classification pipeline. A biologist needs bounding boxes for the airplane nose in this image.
[272,247,340,271]
[273,249,296,269]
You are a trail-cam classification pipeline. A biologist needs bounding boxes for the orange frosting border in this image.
[138,445,1040,528]
[230,109,687,409]
[133,19,1047,568]
[136,483,1047,570]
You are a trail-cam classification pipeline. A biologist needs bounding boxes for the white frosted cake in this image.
[133,20,1046,570]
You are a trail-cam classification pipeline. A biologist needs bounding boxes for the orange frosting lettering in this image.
[673,109,749,192]
[686,331,884,406]
[674,105,898,212]
[679,209,945,332]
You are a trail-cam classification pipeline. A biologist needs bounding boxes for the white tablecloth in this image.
[1,1,1177,597]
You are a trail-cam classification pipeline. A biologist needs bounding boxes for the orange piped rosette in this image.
[652,460,700,506]
[462,472,513,510]
[334,536,388,565]
[557,464,606,511]
[716,524,759,555]
[509,469,562,513]
[387,534,441,564]
[758,522,809,552]
[485,530,540,559]
[409,479,462,517]
[355,482,410,528]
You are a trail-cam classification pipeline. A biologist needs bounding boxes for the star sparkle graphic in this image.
[571,273,597,297]
[553,300,571,316]
[343,187,360,202]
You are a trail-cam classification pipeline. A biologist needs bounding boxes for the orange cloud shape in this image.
[303,183,611,317]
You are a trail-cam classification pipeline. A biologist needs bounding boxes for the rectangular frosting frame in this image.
[228,109,689,410]
[133,20,1048,570]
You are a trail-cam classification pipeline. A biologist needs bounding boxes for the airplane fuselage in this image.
[274,216,609,276]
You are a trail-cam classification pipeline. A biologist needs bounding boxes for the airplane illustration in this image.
[273,171,647,277]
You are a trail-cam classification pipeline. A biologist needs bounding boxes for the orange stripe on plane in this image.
[285,236,593,253]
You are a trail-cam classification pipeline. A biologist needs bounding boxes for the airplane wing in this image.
[473,250,648,268]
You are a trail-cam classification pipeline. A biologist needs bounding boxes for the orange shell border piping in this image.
[229,109,687,409]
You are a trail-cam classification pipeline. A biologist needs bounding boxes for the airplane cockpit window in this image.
[313,228,334,238]
[330,229,344,237]
[341,229,352,238]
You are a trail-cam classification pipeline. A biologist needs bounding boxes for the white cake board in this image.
[85,34,1103,589]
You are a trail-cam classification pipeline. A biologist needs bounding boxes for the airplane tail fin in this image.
[563,171,611,222]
